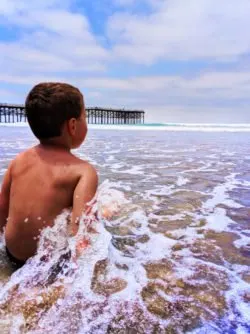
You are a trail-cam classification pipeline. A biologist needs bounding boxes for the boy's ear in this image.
[67,118,77,136]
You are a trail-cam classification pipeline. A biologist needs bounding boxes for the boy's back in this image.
[0,82,98,264]
[5,145,90,260]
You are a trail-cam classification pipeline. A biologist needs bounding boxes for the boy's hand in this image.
[101,207,119,220]
[75,237,90,258]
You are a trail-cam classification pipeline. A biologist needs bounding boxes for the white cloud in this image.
[78,71,250,99]
[0,0,109,76]
[3,70,250,93]
[1,70,250,123]
[0,0,250,122]
[0,0,70,15]
[0,74,63,86]
[112,0,136,6]
[112,0,163,8]
[108,0,250,64]
[0,88,22,103]
[143,105,250,123]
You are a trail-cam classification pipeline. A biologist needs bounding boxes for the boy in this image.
[0,82,98,268]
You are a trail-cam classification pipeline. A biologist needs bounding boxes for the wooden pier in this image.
[0,104,145,125]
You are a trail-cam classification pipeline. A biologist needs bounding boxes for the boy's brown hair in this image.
[25,82,84,140]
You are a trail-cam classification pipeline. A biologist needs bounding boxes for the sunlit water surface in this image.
[0,126,249,334]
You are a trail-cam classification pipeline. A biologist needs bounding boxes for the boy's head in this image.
[25,82,87,148]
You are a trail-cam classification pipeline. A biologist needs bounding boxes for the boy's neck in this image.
[39,138,71,151]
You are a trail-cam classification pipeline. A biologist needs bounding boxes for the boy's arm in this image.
[70,164,98,236]
[0,165,12,233]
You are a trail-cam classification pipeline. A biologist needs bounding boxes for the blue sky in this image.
[0,0,250,123]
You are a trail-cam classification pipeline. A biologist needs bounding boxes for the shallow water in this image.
[0,126,250,333]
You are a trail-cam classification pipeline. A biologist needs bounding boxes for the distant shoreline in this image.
[1,122,250,132]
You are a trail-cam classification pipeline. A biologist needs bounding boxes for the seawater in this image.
[0,125,249,333]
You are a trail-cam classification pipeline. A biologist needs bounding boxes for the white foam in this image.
[234,236,250,249]
[0,129,249,332]
[236,326,250,334]
[205,207,236,232]
[75,123,250,132]
[115,165,144,175]
[110,162,125,170]
[202,173,242,212]
[176,175,189,186]
[1,122,250,132]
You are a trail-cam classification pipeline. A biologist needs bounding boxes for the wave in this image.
[1,122,250,132]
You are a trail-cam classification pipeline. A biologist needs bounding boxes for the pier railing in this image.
[0,104,145,125]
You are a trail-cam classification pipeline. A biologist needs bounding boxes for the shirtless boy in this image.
[0,82,98,268]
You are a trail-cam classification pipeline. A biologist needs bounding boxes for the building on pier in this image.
[0,104,145,125]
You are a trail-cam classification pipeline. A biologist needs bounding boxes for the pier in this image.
[0,104,145,125]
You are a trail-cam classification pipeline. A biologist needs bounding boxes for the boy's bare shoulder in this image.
[10,147,37,169]
[7,147,33,166]
[75,157,98,179]
[8,148,97,183]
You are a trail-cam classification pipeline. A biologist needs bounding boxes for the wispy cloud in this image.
[108,0,250,63]
[0,0,109,76]
[0,0,250,122]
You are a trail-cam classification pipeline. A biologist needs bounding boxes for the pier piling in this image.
[0,104,145,125]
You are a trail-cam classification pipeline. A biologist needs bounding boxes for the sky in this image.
[0,0,250,123]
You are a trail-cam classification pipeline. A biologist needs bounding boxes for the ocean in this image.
[0,124,249,333]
